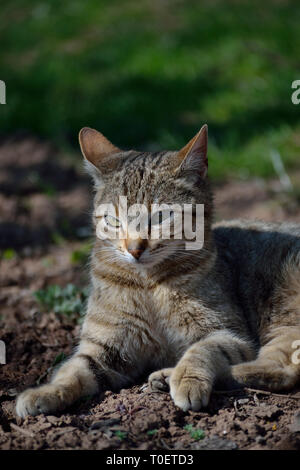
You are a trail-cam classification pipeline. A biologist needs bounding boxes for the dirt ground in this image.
[0,136,300,450]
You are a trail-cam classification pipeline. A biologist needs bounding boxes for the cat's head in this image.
[79,126,213,271]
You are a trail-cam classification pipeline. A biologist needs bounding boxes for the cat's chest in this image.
[146,285,203,358]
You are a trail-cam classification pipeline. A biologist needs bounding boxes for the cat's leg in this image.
[149,368,173,392]
[168,330,255,411]
[16,338,130,418]
[232,326,300,391]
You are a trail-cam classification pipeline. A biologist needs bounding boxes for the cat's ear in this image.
[79,127,121,181]
[176,124,208,179]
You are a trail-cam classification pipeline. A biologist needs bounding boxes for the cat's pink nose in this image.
[126,239,147,260]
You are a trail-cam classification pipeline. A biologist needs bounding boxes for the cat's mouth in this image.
[122,241,179,268]
[123,248,152,265]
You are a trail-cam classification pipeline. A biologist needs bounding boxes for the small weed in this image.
[36,352,67,385]
[52,352,66,367]
[38,182,56,197]
[114,430,127,440]
[2,249,16,260]
[184,424,205,441]
[71,242,92,265]
[34,284,89,321]
[147,429,158,436]
[51,232,66,246]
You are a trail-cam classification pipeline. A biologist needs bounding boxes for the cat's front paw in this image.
[16,384,65,418]
[148,368,173,392]
[169,363,212,411]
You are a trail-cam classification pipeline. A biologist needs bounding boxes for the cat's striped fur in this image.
[16,125,300,417]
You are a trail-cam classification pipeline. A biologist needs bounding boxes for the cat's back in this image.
[213,219,300,262]
[212,219,300,328]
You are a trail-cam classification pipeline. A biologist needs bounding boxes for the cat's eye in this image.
[104,214,121,228]
[151,210,174,226]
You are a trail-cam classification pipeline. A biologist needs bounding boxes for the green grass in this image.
[34,283,89,321]
[1,0,300,179]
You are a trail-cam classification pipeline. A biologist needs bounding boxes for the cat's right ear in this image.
[79,127,121,182]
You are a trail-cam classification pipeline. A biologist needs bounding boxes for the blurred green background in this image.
[1,0,300,180]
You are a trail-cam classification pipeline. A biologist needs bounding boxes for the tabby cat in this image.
[16,125,300,417]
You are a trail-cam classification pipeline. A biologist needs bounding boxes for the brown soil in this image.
[0,136,300,450]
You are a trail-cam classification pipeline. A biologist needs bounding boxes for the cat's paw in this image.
[231,362,256,386]
[16,384,65,418]
[169,363,212,411]
[148,368,173,392]
[231,362,293,390]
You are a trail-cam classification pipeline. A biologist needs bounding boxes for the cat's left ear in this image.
[176,124,208,179]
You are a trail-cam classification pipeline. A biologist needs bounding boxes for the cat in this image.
[16,125,300,417]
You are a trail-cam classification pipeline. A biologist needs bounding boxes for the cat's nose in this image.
[129,249,143,260]
[126,240,147,260]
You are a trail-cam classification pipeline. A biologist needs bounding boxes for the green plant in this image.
[147,429,158,436]
[2,249,16,260]
[184,424,205,441]
[51,232,66,246]
[70,242,92,265]
[36,351,67,385]
[34,283,89,321]
[114,430,127,440]
[52,352,66,366]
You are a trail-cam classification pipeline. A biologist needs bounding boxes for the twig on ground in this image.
[10,423,34,438]
[213,387,300,400]
[245,387,300,400]
[213,389,246,396]
[32,333,58,348]
[160,438,172,450]
[55,427,77,436]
